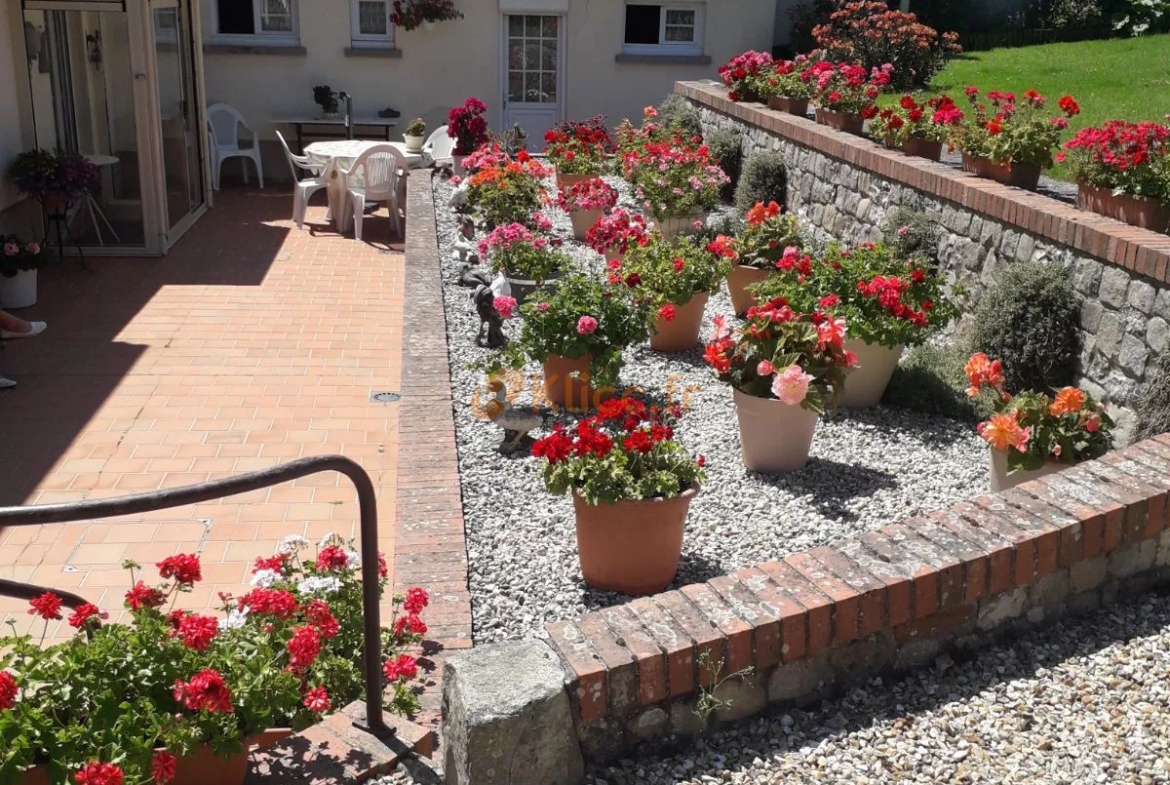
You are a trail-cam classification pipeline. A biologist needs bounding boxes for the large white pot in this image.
[0,269,37,309]
[733,388,819,473]
[452,154,468,176]
[653,211,706,240]
[841,339,904,408]
[988,448,1065,493]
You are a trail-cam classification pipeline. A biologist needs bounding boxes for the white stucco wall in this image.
[0,0,28,213]
[198,0,777,179]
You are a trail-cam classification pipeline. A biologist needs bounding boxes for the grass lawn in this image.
[887,34,1170,181]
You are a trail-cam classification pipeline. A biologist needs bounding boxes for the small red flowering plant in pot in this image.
[765,56,815,114]
[531,398,705,594]
[951,88,1080,189]
[620,136,729,234]
[805,61,893,133]
[0,539,429,785]
[615,231,731,352]
[1058,120,1170,232]
[718,50,776,103]
[544,116,614,181]
[584,207,650,262]
[869,94,964,159]
[555,177,619,240]
[711,200,805,316]
[965,352,1115,492]
[704,302,855,472]
[446,97,489,157]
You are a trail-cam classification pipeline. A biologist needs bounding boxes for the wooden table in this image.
[272,117,400,152]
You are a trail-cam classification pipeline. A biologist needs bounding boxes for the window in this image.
[623,3,702,56]
[214,0,297,43]
[351,0,394,47]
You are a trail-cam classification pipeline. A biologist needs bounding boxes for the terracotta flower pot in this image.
[768,96,809,117]
[961,153,1041,190]
[815,108,864,135]
[726,264,771,317]
[572,484,698,595]
[569,208,604,241]
[988,448,1065,493]
[733,388,820,472]
[1077,181,1170,233]
[901,136,943,161]
[41,194,67,213]
[653,212,705,240]
[543,353,613,411]
[556,171,594,189]
[650,292,709,353]
[840,339,903,408]
[0,268,37,309]
[14,765,49,785]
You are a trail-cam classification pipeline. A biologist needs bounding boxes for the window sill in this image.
[344,46,403,58]
[615,53,711,65]
[204,42,306,56]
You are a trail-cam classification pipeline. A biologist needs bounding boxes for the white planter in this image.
[403,134,425,153]
[653,211,706,240]
[452,154,467,176]
[841,339,904,408]
[569,208,603,241]
[0,268,37,309]
[733,388,820,473]
[988,448,1065,493]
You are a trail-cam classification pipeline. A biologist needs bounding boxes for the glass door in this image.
[502,14,562,149]
[151,0,204,239]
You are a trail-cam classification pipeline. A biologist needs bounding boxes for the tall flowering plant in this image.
[621,137,729,219]
[478,222,570,281]
[614,106,695,158]
[965,352,1114,473]
[8,149,99,206]
[556,178,619,213]
[718,50,776,103]
[584,208,651,257]
[447,97,489,155]
[703,302,855,412]
[0,539,429,785]
[1057,120,1170,202]
[465,153,550,227]
[613,232,730,322]
[869,93,965,146]
[951,88,1080,169]
[543,117,613,176]
[532,398,705,506]
[805,61,892,117]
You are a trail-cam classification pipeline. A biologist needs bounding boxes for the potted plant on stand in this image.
[531,398,705,595]
[951,88,1079,190]
[584,207,650,265]
[478,222,571,303]
[0,236,45,310]
[446,97,489,174]
[965,352,1114,491]
[1059,119,1170,233]
[9,149,100,216]
[704,302,855,472]
[711,201,805,317]
[806,61,892,135]
[869,93,965,161]
[616,232,730,352]
[403,118,427,153]
[556,177,618,240]
[543,117,613,188]
[312,85,340,119]
[621,136,729,239]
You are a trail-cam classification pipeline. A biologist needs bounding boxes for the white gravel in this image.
[433,172,987,644]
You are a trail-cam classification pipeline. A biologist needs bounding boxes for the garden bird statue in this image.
[484,376,542,455]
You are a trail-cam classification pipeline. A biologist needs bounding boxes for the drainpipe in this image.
[341,91,354,139]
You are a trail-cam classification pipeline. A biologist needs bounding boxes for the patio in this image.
[0,189,405,644]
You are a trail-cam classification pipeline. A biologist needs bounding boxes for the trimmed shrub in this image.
[1134,350,1170,441]
[883,341,989,422]
[707,128,743,201]
[968,262,1081,393]
[882,207,941,265]
[656,94,704,141]
[734,152,788,212]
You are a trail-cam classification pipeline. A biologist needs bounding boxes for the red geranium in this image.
[174,613,219,652]
[315,545,352,572]
[304,600,340,639]
[173,669,233,714]
[286,625,322,669]
[157,554,201,585]
[28,591,63,620]
[382,654,419,682]
[125,581,165,611]
[150,751,177,785]
[303,685,332,713]
[0,671,17,710]
[403,587,429,615]
[74,762,124,785]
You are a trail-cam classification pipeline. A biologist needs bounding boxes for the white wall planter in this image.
[0,269,37,309]
[988,448,1065,493]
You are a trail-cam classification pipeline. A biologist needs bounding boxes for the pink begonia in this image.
[25,243,39,255]
[576,315,598,335]
[3,243,17,256]
[771,365,814,406]
[756,360,774,376]
[493,296,517,319]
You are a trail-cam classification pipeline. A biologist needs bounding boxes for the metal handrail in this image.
[0,455,390,737]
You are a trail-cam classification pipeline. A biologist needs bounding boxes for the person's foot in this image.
[0,321,46,339]
[0,376,15,389]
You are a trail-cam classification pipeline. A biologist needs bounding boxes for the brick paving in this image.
[0,189,406,644]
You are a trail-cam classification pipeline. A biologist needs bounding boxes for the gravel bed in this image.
[433,172,987,644]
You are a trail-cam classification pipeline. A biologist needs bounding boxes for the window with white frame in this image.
[623,3,703,56]
[214,0,297,43]
[350,0,395,46]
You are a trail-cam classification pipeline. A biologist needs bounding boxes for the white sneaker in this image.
[0,321,46,339]
[0,376,15,389]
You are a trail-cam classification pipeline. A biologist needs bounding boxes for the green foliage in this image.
[618,233,731,313]
[881,207,942,265]
[656,94,704,141]
[735,152,789,213]
[883,341,987,421]
[1113,0,1170,35]
[968,262,1081,392]
[1134,349,1170,440]
[707,128,743,201]
[464,159,546,227]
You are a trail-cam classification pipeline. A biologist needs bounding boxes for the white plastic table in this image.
[82,153,121,245]
[304,140,428,232]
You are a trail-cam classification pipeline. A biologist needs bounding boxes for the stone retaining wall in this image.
[441,437,1170,784]
[675,80,1170,441]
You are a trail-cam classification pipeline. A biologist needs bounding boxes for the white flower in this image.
[344,548,360,569]
[217,607,249,631]
[317,532,337,549]
[278,534,310,555]
[250,569,281,588]
[297,576,342,595]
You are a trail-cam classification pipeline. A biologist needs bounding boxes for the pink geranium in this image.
[493,296,517,319]
[576,315,598,335]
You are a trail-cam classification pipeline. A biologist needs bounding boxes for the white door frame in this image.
[500,11,566,141]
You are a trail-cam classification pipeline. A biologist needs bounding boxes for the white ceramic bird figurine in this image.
[484,377,542,455]
[448,179,469,210]
[452,236,476,263]
[489,272,511,299]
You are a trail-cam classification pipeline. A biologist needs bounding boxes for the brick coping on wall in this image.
[443,437,1170,782]
[676,81,1170,284]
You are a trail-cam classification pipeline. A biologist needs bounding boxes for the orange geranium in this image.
[977,412,1030,452]
[1049,386,1086,416]
[964,351,1004,397]
[746,200,782,227]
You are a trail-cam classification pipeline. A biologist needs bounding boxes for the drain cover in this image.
[370,391,401,403]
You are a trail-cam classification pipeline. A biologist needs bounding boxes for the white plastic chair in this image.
[276,130,328,228]
[341,144,408,241]
[423,125,454,162]
[206,102,264,190]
